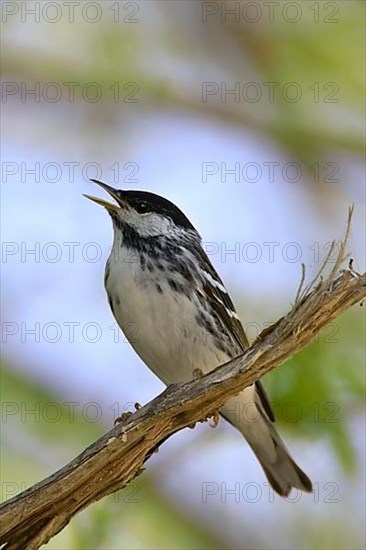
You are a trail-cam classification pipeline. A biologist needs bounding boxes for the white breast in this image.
[105,244,230,384]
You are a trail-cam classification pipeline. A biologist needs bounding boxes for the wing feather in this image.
[197,248,275,422]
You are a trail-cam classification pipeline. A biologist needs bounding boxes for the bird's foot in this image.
[189,408,220,429]
[114,402,142,425]
[192,368,204,380]
[208,410,220,428]
[114,412,132,425]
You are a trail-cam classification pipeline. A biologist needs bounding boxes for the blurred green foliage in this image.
[265,308,365,470]
[3,1,365,166]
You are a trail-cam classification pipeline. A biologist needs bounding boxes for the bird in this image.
[84,179,312,497]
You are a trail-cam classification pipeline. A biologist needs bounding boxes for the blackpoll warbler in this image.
[85,179,312,497]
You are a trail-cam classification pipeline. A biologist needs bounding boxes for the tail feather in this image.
[258,434,312,497]
[221,386,312,497]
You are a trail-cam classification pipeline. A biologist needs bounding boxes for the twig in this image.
[294,262,306,304]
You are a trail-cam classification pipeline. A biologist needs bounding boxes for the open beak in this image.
[83,179,124,211]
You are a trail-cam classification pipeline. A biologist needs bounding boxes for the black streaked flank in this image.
[168,279,178,292]
[195,311,233,356]
[168,278,190,298]
[140,254,146,271]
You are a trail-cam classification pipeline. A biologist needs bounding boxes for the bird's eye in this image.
[135,201,149,215]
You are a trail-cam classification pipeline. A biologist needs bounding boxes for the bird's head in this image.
[84,179,197,239]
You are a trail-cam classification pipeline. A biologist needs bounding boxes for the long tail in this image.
[221,384,312,497]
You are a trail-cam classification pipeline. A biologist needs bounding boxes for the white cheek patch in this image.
[119,210,172,237]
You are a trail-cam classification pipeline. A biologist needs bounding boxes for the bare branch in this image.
[1,209,365,550]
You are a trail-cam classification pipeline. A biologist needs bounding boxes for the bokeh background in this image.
[1,1,365,549]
